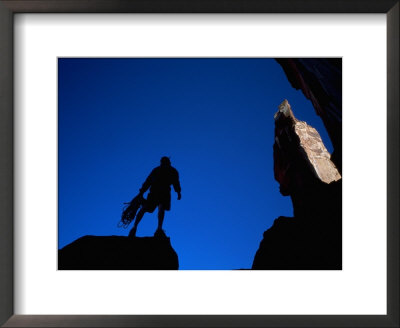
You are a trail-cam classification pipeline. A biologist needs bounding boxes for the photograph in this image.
[57,58,342,270]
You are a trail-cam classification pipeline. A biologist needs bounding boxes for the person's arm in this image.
[172,169,181,200]
[139,169,155,195]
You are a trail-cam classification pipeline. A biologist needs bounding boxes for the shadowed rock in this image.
[252,179,342,270]
[58,235,179,270]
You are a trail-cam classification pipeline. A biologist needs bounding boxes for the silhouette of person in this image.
[129,156,181,238]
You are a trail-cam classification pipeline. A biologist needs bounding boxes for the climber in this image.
[128,156,181,238]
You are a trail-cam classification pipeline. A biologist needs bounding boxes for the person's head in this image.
[160,156,171,166]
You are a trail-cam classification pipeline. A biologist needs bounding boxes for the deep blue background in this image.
[58,58,332,270]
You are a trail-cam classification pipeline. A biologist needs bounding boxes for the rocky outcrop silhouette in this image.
[58,234,179,270]
[252,100,342,270]
[276,58,342,173]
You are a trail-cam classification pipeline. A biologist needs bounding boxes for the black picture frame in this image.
[0,1,398,327]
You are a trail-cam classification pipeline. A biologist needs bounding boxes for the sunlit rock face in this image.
[252,100,342,270]
[274,99,341,197]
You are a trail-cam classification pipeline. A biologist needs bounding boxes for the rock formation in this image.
[252,100,342,270]
[58,234,179,270]
[276,58,342,173]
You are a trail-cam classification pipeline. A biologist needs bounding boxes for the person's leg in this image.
[157,204,165,231]
[129,207,146,237]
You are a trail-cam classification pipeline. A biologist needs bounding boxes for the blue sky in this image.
[58,58,333,270]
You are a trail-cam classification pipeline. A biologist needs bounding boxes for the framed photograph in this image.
[56,57,342,272]
[0,1,398,327]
